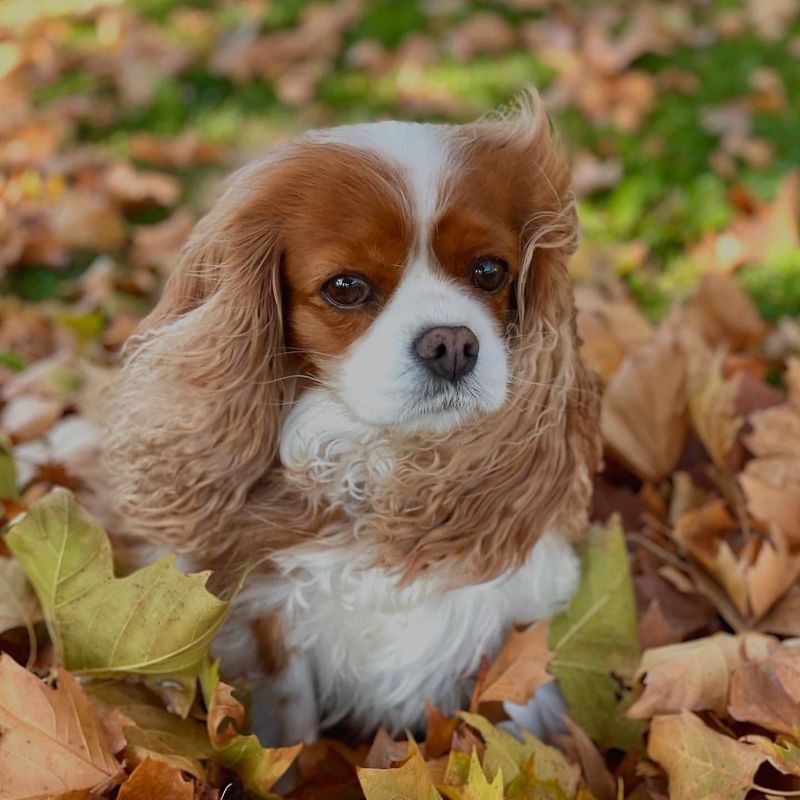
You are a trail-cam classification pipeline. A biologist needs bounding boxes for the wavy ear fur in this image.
[106,152,299,557]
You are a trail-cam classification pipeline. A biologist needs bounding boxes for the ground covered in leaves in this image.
[0,1,799,799]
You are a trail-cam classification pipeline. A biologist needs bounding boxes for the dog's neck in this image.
[279,389,400,515]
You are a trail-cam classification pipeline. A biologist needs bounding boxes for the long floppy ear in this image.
[106,153,297,558]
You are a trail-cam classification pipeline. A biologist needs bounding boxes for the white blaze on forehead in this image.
[309,121,454,248]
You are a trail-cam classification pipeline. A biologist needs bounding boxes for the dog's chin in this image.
[391,384,506,436]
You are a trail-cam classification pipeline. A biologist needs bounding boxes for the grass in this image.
[10,0,800,318]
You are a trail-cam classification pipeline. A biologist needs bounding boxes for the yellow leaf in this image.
[358,738,442,800]
[462,749,503,800]
[648,711,764,800]
[458,712,579,796]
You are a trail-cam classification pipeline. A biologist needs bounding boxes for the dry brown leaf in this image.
[685,274,768,350]
[627,632,777,719]
[729,641,800,735]
[0,656,122,797]
[759,585,800,636]
[0,394,65,441]
[687,346,743,472]
[648,711,764,800]
[104,162,181,209]
[424,703,459,760]
[117,757,193,800]
[744,398,800,459]
[48,189,128,254]
[479,620,553,705]
[600,324,688,482]
[743,524,800,618]
[561,716,616,800]
[672,500,749,616]
[129,131,224,168]
[575,287,654,381]
[745,457,800,539]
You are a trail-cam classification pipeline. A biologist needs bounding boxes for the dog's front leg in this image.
[251,652,319,746]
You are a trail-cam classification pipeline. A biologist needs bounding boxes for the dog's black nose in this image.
[414,325,479,382]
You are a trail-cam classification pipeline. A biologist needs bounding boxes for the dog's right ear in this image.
[106,151,298,560]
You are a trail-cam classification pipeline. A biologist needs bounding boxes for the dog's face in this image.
[143,95,577,439]
[233,113,572,434]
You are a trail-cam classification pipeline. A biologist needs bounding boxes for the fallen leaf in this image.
[0,394,65,441]
[0,655,122,798]
[740,456,800,544]
[460,748,503,800]
[117,757,193,800]
[759,585,800,636]
[600,325,688,482]
[458,712,579,795]
[743,736,800,778]
[672,500,749,617]
[561,716,617,800]
[687,346,743,472]
[648,711,764,800]
[729,641,800,735]
[548,520,646,751]
[627,632,777,719]
[5,488,229,715]
[0,555,40,662]
[425,703,459,760]
[85,680,213,778]
[358,738,442,800]
[479,621,553,705]
[200,658,302,796]
[685,274,768,350]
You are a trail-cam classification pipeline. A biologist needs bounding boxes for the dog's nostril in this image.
[414,325,479,382]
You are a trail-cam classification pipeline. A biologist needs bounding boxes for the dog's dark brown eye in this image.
[471,257,508,292]
[321,275,374,308]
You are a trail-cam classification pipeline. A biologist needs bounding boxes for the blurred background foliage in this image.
[0,0,798,342]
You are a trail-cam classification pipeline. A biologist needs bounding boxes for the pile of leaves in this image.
[1,0,800,798]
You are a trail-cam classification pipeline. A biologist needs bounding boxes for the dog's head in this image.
[112,91,598,573]
[137,91,576,434]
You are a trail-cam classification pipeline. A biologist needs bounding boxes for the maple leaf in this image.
[687,346,744,473]
[627,632,777,719]
[0,654,122,799]
[479,620,554,706]
[648,711,764,800]
[5,488,230,715]
[85,680,213,779]
[729,641,800,735]
[548,520,645,751]
[116,757,193,800]
[458,712,579,796]
[743,736,800,778]
[200,658,302,796]
[740,456,800,545]
[600,323,688,482]
[358,738,442,800]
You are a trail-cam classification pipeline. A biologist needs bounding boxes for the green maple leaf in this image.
[548,518,646,752]
[5,488,229,715]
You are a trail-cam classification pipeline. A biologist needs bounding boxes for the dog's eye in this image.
[471,257,508,292]
[321,275,374,307]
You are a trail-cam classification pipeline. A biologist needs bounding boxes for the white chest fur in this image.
[216,532,579,741]
[213,388,580,741]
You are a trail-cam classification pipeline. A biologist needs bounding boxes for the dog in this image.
[106,90,601,745]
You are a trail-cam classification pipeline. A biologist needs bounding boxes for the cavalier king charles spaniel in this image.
[106,90,601,745]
